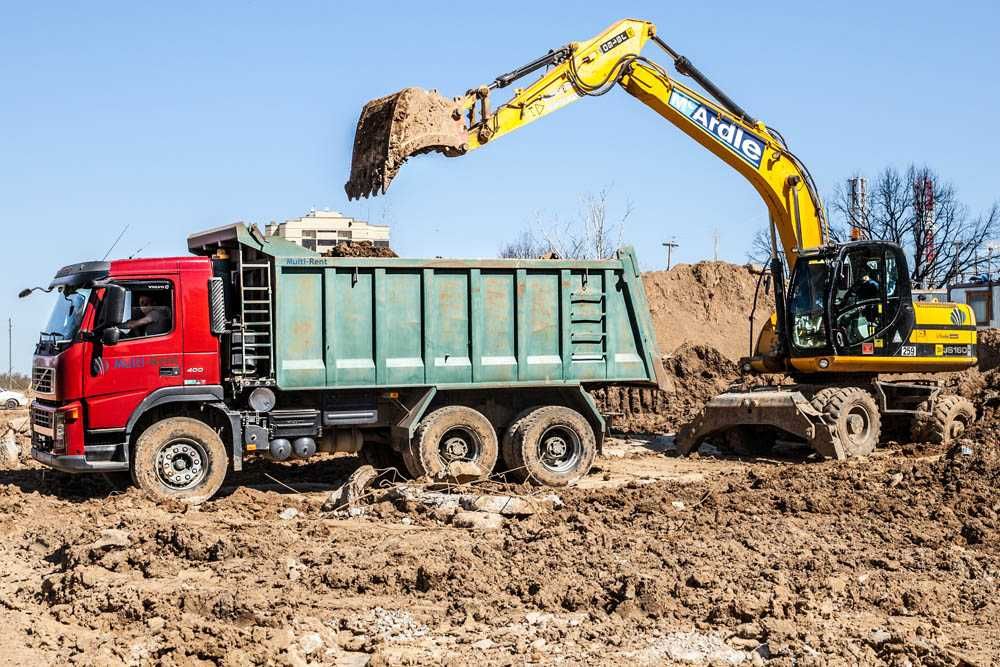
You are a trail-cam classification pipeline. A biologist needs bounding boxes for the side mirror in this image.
[101,327,121,346]
[97,284,127,331]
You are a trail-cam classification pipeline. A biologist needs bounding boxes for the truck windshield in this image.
[789,259,829,350]
[42,287,91,343]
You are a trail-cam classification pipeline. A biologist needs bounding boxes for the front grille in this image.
[32,366,54,394]
[31,405,53,430]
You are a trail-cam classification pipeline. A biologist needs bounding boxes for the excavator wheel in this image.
[810,387,881,458]
[919,395,976,444]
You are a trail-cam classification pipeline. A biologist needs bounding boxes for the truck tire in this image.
[925,395,976,444]
[505,406,596,487]
[131,417,229,504]
[810,387,880,458]
[357,442,406,474]
[403,406,498,481]
[500,407,540,474]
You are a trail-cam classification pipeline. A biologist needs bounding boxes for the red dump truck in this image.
[26,224,663,502]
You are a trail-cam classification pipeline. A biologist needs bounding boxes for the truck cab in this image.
[30,256,222,473]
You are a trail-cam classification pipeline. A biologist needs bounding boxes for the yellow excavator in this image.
[344,18,978,459]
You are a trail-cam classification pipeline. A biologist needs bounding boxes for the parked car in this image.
[0,390,27,410]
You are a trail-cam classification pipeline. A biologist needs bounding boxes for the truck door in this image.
[84,277,184,430]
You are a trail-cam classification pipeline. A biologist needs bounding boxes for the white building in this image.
[264,210,390,252]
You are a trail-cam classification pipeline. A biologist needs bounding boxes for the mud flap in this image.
[674,390,846,460]
[345,87,468,199]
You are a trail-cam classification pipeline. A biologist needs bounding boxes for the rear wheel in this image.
[132,417,228,504]
[926,395,976,444]
[403,406,498,481]
[4,399,18,410]
[506,406,596,487]
[811,387,881,458]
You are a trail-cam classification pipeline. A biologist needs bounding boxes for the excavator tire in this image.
[402,406,498,482]
[810,387,881,458]
[924,395,976,444]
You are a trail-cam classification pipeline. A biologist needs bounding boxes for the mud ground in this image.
[1,405,997,666]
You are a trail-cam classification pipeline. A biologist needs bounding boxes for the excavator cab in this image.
[786,241,914,363]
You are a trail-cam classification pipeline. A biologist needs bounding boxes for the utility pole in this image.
[7,317,11,389]
[662,240,679,270]
[712,229,720,262]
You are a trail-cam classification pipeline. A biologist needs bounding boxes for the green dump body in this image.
[272,252,661,391]
[189,224,663,392]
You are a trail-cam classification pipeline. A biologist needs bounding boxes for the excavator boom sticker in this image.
[668,90,765,168]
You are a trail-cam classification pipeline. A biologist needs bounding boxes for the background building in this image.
[265,209,390,252]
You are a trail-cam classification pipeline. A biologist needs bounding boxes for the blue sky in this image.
[2,1,998,371]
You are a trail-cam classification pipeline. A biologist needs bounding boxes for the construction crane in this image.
[344,18,978,459]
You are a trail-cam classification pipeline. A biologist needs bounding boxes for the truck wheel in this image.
[357,442,406,474]
[403,406,498,481]
[926,395,976,444]
[131,417,228,504]
[500,407,539,474]
[811,387,881,458]
[506,406,596,487]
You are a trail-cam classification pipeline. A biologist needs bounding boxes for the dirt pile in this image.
[978,328,1000,371]
[321,241,398,258]
[2,431,998,664]
[642,261,772,362]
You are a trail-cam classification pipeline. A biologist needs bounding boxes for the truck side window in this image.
[121,282,173,339]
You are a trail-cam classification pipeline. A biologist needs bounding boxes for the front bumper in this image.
[30,448,128,473]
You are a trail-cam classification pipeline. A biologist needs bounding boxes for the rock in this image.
[461,494,562,516]
[472,638,494,650]
[530,637,547,650]
[278,507,299,521]
[299,633,323,655]
[671,500,686,510]
[888,472,904,487]
[452,511,504,531]
[868,629,892,645]
[146,617,166,633]
[90,528,131,550]
[444,461,485,483]
[324,465,378,512]
[341,635,368,652]
[400,516,412,526]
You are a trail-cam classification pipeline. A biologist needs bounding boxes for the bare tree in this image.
[500,186,634,260]
[831,165,999,287]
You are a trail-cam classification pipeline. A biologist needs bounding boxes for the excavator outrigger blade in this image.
[345,87,468,200]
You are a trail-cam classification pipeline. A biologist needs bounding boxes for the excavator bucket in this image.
[345,87,468,200]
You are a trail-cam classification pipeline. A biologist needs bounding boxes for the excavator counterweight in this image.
[345,87,467,200]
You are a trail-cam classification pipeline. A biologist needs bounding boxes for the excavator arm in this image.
[345,18,828,268]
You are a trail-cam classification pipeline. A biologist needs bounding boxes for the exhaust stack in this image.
[345,87,468,199]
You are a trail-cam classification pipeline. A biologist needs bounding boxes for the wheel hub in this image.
[443,436,470,460]
[847,414,865,435]
[156,441,205,490]
[543,436,568,459]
